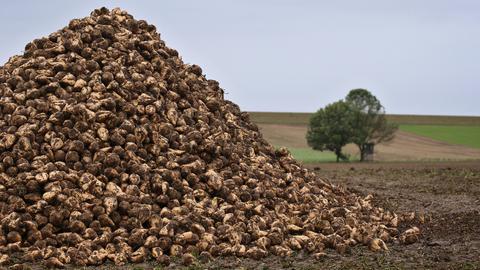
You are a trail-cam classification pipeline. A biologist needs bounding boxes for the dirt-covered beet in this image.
[0,7,414,268]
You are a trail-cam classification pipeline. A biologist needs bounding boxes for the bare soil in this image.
[57,161,480,270]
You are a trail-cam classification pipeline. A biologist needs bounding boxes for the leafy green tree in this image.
[306,101,353,162]
[345,89,398,161]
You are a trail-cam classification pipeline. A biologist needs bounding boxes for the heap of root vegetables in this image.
[0,7,419,268]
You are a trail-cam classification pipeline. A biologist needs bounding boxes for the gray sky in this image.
[1,0,479,116]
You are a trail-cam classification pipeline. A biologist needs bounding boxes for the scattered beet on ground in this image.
[10,162,475,270]
[146,162,479,270]
[0,7,416,268]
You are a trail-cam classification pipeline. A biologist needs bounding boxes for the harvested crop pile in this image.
[0,7,413,268]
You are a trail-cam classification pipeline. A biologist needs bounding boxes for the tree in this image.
[345,89,398,161]
[306,101,353,162]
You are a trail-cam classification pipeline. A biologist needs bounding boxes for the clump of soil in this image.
[0,7,410,268]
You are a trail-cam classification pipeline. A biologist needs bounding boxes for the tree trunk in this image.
[335,149,340,162]
[359,145,365,162]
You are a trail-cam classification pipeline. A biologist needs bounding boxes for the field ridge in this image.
[249,112,480,126]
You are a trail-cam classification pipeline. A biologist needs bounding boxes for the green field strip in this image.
[286,148,337,163]
[277,147,359,163]
[400,125,480,148]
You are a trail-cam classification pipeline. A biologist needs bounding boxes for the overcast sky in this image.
[1,0,479,116]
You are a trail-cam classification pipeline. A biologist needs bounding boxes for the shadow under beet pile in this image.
[0,7,417,268]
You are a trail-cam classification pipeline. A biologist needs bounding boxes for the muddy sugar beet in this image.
[0,7,416,267]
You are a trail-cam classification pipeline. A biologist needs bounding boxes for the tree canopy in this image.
[346,89,398,161]
[306,100,353,162]
[307,89,398,162]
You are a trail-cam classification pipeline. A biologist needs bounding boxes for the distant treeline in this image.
[248,112,480,126]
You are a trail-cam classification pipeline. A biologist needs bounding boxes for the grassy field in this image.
[400,125,480,148]
[251,112,480,163]
[287,148,339,163]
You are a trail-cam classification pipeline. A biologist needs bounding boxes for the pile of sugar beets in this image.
[0,7,420,268]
